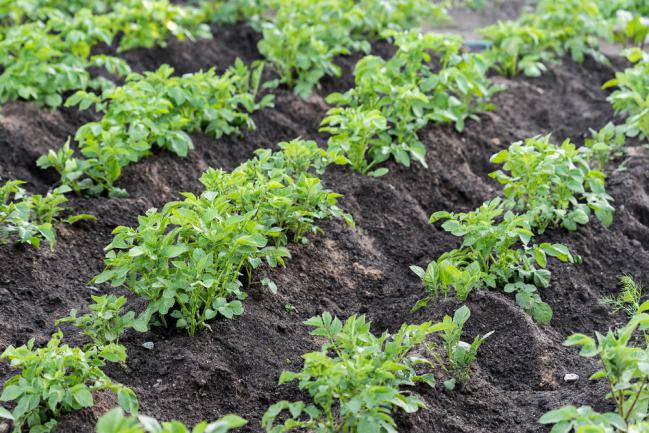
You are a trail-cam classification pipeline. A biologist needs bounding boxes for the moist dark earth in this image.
[2,4,649,433]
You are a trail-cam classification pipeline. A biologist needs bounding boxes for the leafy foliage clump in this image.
[540,294,649,432]
[0,20,130,108]
[0,331,138,433]
[93,139,353,336]
[0,0,212,107]
[481,0,643,78]
[432,306,493,390]
[263,309,490,433]
[257,0,452,97]
[56,295,136,346]
[584,122,628,171]
[604,48,649,140]
[38,61,272,197]
[0,180,94,250]
[96,407,246,433]
[489,135,614,233]
[323,30,501,174]
[411,198,574,324]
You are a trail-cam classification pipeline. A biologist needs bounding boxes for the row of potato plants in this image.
[320,30,502,175]
[0,0,213,108]
[202,0,458,98]
[411,133,616,324]
[481,0,649,78]
[38,60,272,197]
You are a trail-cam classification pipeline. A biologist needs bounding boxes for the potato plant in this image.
[489,135,614,233]
[0,180,94,250]
[540,296,649,432]
[483,0,619,78]
[604,48,649,139]
[39,60,272,197]
[263,309,490,432]
[258,0,368,98]
[109,0,212,52]
[480,21,556,77]
[0,21,130,108]
[411,198,574,324]
[258,0,451,97]
[0,0,109,25]
[93,140,353,336]
[325,30,501,173]
[262,313,445,433]
[584,122,628,171]
[56,295,136,346]
[96,407,247,433]
[0,331,138,433]
[431,306,493,390]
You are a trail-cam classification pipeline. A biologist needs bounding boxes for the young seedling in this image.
[600,275,645,317]
[56,295,137,346]
[604,48,649,140]
[262,313,448,433]
[412,198,574,324]
[428,306,494,390]
[40,60,272,196]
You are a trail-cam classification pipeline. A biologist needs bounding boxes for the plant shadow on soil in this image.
[2,11,649,433]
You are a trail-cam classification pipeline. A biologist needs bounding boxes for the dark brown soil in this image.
[2,8,649,433]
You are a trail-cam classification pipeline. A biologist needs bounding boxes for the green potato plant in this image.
[0,21,130,108]
[96,407,247,433]
[480,21,555,77]
[262,313,446,433]
[56,295,136,346]
[319,106,389,176]
[39,60,272,197]
[110,0,212,52]
[325,30,501,172]
[0,0,109,26]
[604,48,649,139]
[0,0,216,107]
[93,139,353,336]
[0,180,94,250]
[258,0,367,98]
[482,0,622,79]
[489,135,614,233]
[540,297,649,432]
[0,331,138,433]
[194,0,266,27]
[584,122,628,171]
[263,308,491,432]
[430,306,494,390]
[257,0,452,97]
[411,198,574,324]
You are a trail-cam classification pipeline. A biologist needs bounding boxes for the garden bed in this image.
[1,4,649,433]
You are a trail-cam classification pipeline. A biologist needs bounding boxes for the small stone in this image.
[142,341,154,350]
[0,422,10,433]
[632,239,641,248]
[564,373,579,382]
